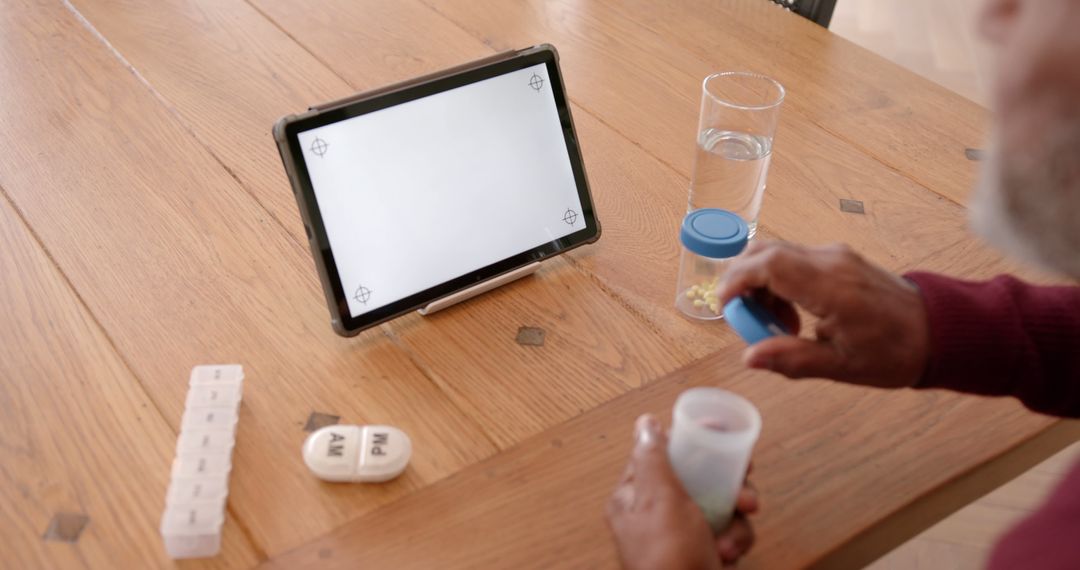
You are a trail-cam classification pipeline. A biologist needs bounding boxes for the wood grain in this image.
[241,0,740,359]
[605,0,990,205]
[3,0,1071,566]
[59,0,355,244]
[245,0,1048,381]
[425,0,987,206]
[262,344,1068,569]
[0,0,495,556]
[381,259,692,446]
[868,442,1080,569]
[67,0,700,451]
[380,0,1014,280]
[256,0,1035,289]
[0,192,258,568]
[814,419,1080,569]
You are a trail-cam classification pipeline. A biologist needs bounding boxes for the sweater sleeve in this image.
[903,272,1080,418]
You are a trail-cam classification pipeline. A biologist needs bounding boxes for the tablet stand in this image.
[417,262,541,316]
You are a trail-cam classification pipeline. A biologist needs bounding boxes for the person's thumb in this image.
[631,414,680,494]
[743,336,844,380]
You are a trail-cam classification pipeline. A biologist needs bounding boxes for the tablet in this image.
[273,45,599,336]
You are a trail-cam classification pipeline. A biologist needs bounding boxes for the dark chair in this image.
[769,0,837,28]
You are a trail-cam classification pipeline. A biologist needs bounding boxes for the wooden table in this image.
[2,0,1076,568]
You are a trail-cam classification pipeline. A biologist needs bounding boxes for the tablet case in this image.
[272,45,599,336]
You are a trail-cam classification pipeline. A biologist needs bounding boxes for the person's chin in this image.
[969,153,1022,258]
[969,150,1080,279]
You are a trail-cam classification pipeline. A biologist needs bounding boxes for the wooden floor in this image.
[2,0,1077,568]
[831,0,994,107]
[867,442,1080,569]
[832,3,1080,568]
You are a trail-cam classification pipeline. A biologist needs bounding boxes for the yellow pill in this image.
[685,289,696,299]
[693,299,706,308]
[708,303,719,313]
[704,289,717,299]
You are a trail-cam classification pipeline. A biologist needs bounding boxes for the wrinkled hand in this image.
[717,241,930,388]
[606,415,758,569]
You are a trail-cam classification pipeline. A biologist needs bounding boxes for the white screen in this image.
[298,63,586,318]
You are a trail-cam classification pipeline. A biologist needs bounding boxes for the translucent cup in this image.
[667,387,762,530]
[688,72,785,238]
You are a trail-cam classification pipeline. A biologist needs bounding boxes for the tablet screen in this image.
[296,62,585,318]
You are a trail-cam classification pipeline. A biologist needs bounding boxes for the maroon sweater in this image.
[906,272,1080,569]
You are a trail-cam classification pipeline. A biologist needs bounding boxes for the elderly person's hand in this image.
[717,240,930,388]
[606,415,758,569]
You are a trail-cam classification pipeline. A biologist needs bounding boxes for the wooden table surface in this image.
[2,0,1077,568]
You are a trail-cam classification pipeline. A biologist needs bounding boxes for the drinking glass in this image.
[688,72,785,238]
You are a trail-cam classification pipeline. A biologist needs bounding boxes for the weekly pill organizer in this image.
[161,365,243,559]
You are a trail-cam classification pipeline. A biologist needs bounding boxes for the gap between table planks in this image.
[1,0,498,557]
[420,0,988,208]
[6,0,1062,561]
[0,189,259,568]
[66,0,706,453]
[6,0,725,557]
[66,0,1045,403]
[262,342,1074,569]
[248,0,1039,283]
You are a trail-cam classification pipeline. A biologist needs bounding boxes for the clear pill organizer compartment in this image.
[161,365,243,559]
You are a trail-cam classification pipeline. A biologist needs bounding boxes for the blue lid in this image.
[722,295,791,345]
[680,209,749,258]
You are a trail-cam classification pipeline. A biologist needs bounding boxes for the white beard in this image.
[969,132,1080,279]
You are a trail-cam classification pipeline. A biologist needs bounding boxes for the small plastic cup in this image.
[667,387,762,530]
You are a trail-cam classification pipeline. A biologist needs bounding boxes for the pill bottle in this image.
[675,209,749,319]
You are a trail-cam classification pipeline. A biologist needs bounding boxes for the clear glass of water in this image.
[688,72,785,238]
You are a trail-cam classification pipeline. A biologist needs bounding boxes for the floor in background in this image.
[830,1,1080,567]
[830,0,993,107]
[867,441,1080,569]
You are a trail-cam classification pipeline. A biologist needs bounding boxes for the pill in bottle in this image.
[675,209,749,319]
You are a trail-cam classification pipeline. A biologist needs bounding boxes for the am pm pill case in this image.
[160,365,243,559]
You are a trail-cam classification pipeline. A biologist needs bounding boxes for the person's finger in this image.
[742,335,844,379]
[717,241,792,305]
[717,242,796,304]
[606,483,635,519]
[617,455,635,486]
[753,289,801,335]
[716,514,755,565]
[629,414,681,498]
[717,242,827,314]
[734,483,759,515]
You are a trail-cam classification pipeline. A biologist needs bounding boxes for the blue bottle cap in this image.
[722,295,791,345]
[680,209,749,259]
